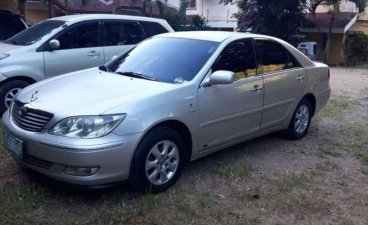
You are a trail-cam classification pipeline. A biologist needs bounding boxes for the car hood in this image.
[0,42,24,54]
[16,68,177,117]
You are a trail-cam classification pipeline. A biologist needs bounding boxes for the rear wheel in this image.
[282,98,312,140]
[129,127,185,193]
[0,80,29,115]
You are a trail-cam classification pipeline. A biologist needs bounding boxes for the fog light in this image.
[63,166,99,176]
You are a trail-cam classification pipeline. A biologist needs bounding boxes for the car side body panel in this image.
[261,67,307,130]
[0,47,45,81]
[197,75,264,150]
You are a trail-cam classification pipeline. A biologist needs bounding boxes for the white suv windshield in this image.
[106,37,219,84]
[4,20,65,46]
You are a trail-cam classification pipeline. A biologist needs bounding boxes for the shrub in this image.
[345,33,368,66]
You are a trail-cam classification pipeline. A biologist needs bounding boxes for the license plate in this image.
[3,132,23,159]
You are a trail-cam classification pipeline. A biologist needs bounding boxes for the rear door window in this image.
[141,21,169,38]
[255,39,301,73]
[103,21,143,46]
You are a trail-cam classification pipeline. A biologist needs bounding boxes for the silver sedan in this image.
[2,31,331,193]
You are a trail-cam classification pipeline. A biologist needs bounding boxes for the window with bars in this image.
[186,0,196,9]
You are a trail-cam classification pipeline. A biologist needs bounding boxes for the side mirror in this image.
[208,70,235,86]
[48,39,60,50]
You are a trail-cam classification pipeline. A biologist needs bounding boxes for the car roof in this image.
[156,31,268,43]
[49,14,167,23]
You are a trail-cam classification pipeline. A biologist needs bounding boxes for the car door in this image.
[255,39,307,130]
[44,20,104,77]
[102,20,143,63]
[197,39,264,150]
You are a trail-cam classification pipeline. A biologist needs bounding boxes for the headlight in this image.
[49,114,126,138]
[0,54,10,60]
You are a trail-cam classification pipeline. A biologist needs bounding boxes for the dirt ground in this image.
[1,67,368,225]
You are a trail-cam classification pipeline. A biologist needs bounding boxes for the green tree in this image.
[161,0,186,30]
[235,0,309,40]
[310,0,366,63]
[190,15,209,30]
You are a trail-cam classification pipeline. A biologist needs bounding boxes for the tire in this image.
[281,98,312,140]
[129,126,185,193]
[0,80,29,115]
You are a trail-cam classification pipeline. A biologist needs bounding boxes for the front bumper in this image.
[2,110,142,186]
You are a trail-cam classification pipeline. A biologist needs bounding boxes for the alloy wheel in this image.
[145,140,179,185]
[4,88,22,108]
[294,104,310,134]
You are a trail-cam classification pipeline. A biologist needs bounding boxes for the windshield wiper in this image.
[99,65,111,72]
[8,40,22,45]
[116,71,156,81]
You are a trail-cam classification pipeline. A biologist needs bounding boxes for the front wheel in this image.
[0,80,30,115]
[281,98,312,140]
[129,127,185,193]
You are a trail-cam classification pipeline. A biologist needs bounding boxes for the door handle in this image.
[251,85,263,93]
[296,75,305,81]
[87,51,101,57]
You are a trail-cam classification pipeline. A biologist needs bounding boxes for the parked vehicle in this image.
[298,42,317,60]
[0,10,28,41]
[2,31,331,193]
[0,14,173,114]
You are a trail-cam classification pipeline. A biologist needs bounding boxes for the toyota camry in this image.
[2,31,331,193]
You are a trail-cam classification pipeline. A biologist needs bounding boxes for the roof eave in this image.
[301,13,358,34]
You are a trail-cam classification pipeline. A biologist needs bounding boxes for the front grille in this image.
[11,100,53,132]
[23,154,53,169]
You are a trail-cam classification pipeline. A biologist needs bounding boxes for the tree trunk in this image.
[324,14,335,63]
[112,0,118,14]
[18,0,26,17]
[142,0,147,16]
[48,0,56,18]
[324,3,339,63]
[157,0,164,17]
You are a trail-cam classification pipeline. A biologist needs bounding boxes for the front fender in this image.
[0,65,44,82]
[0,72,8,83]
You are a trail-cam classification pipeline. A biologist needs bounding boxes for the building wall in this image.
[186,0,238,30]
[0,0,48,22]
[316,2,357,13]
[304,33,345,65]
[359,10,368,21]
[27,9,48,22]
[312,2,368,64]
[0,0,18,13]
[351,20,368,35]
[166,0,179,9]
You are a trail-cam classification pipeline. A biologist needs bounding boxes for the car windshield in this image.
[106,37,219,84]
[3,20,65,46]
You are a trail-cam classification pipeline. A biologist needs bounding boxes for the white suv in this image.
[0,14,173,114]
